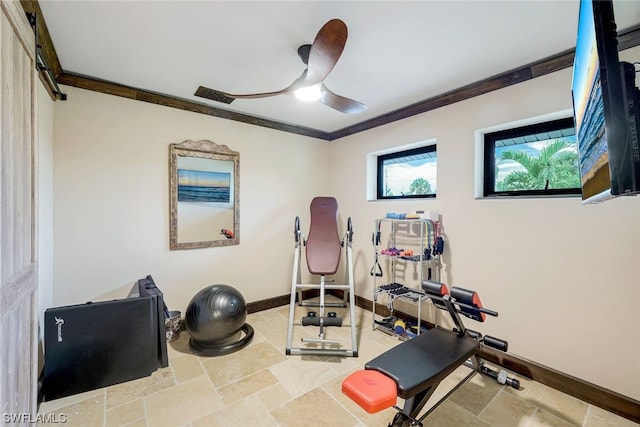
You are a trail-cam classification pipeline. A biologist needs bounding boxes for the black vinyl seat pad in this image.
[365,328,480,399]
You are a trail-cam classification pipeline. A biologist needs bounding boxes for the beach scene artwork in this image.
[177,169,231,203]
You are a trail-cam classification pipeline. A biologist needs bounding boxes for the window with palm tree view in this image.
[377,145,437,199]
[483,117,580,197]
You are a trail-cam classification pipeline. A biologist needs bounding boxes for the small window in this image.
[483,117,580,197]
[377,145,437,199]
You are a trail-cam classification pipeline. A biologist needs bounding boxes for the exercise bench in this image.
[286,197,358,357]
[342,281,519,426]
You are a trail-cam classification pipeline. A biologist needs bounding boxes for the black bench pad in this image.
[365,327,479,399]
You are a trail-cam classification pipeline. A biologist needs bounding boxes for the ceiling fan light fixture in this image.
[294,83,322,102]
[196,20,365,113]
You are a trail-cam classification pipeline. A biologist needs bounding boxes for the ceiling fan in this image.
[194,19,366,114]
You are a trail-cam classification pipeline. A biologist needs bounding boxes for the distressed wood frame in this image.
[169,140,240,249]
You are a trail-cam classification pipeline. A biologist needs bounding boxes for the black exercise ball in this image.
[185,284,253,356]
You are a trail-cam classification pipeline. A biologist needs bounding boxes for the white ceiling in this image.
[38,1,640,133]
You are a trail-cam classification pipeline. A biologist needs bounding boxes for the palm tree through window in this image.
[484,117,581,197]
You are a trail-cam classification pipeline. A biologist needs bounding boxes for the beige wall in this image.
[52,86,330,313]
[37,85,55,346]
[51,51,639,400]
[330,60,640,399]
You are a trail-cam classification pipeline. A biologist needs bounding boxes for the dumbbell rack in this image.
[371,218,442,339]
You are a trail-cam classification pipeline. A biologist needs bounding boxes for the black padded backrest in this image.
[450,287,486,322]
[306,197,341,275]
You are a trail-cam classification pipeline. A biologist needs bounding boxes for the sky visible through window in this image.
[383,156,437,196]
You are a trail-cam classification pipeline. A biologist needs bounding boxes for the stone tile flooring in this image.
[38,302,638,426]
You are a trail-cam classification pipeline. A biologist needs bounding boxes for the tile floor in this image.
[37,300,638,427]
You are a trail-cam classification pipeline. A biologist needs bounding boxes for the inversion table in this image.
[286,196,358,357]
[342,282,519,426]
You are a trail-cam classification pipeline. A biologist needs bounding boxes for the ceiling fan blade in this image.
[320,84,367,114]
[224,69,311,99]
[224,19,348,99]
[305,19,348,85]
[195,70,309,102]
[195,19,348,104]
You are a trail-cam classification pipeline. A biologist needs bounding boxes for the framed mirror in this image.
[169,140,239,249]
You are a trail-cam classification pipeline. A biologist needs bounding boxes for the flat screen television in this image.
[571,0,640,204]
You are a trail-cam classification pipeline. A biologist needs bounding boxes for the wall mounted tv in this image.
[571,0,640,204]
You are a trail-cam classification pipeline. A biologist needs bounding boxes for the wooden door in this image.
[0,0,39,422]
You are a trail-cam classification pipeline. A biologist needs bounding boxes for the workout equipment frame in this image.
[342,282,519,427]
[286,197,358,357]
